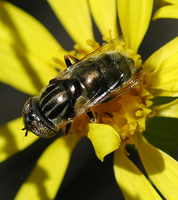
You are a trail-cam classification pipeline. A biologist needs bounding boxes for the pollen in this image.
[135,109,144,118]
[89,81,153,144]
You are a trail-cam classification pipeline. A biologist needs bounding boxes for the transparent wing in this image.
[53,37,145,118]
[80,36,125,62]
[55,37,125,80]
[74,69,145,117]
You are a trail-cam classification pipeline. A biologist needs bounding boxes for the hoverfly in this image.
[22,37,145,138]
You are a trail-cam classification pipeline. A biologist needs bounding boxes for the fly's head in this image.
[22,97,57,138]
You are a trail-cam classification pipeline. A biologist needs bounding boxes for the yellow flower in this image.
[153,0,178,19]
[0,0,178,199]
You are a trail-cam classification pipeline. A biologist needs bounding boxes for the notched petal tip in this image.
[88,123,121,161]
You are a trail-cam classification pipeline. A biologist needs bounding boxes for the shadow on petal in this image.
[0,118,37,162]
[15,164,51,200]
[137,134,165,175]
[1,6,44,92]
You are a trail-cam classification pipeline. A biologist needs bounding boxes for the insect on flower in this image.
[22,37,145,138]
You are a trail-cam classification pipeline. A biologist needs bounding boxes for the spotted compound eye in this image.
[25,112,35,126]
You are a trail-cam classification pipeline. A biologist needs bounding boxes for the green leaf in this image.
[143,116,178,158]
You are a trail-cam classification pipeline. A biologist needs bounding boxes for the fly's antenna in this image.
[21,128,28,144]
[22,127,28,137]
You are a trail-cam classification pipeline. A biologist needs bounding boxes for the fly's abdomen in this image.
[100,52,133,87]
[72,52,133,100]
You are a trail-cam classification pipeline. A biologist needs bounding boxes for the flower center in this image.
[94,84,153,142]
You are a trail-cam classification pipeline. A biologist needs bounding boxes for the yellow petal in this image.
[0,41,59,95]
[153,5,178,20]
[153,98,178,117]
[88,123,121,161]
[147,52,178,93]
[0,2,65,63]
[114,148,162,200]
[15,134,81,200]
[117,0,153,52]
[144,36,178,72]
[48,0,94,51]
[0,2,66,95]
[0,117,37,162]
[137,134,178,200]
[153,90,178,97]
[88,0,119,40]
[163,0,178,4]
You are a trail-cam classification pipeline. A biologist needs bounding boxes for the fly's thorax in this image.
[38,79,83,127]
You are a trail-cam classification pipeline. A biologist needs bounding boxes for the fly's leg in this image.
[87,110,96,122]
[65,111,96,134]
[64,55,79,67]
[65,123,71,134]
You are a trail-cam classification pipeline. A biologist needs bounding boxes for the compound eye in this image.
[26,113,35,126]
